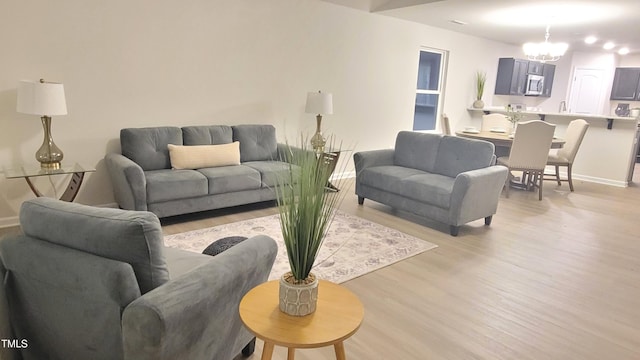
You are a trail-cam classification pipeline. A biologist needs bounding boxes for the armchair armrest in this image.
[449,165,509,225]
[353,149,395,173]
[122,235,278,360]
[104,153,147,211]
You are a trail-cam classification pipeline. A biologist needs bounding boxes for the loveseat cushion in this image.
[243,161,297,187]
[359,165,454,209]
[145,169,208,203]
[19,197,169,294]
[197,165,262,194]
[182,125,233,145]
[433,135,494,178]
[121,127,183,171]
[232,125,278,162]
[394,131,442,173]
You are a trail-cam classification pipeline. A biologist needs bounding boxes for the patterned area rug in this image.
[164,211,437,284]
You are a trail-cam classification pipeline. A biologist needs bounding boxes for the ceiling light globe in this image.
[618,47,630,55]
[584,36,597,44]
[603,42,615,50]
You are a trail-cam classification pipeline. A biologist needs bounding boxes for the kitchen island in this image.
[467,107,640,186]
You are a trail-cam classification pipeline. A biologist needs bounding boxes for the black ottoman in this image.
[202,236,248,256]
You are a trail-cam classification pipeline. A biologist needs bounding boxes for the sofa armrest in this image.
[104,153,147,211]
[353,149,395,173]
[122,235,278,360]
[449,165,509,225]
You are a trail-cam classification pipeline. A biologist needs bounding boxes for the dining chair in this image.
[544,119,589,191]
[497,120,555,200]
[481,113,512,132]
[441,113,452,135]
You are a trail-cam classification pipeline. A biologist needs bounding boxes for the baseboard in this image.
[0,202,120,229]
[566,173,628,188]
[0,216,19,229]
[331,171,356,180]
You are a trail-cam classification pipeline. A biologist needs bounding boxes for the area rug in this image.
[164,211,437,283]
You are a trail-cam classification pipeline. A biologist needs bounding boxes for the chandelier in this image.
[523,25,568,62]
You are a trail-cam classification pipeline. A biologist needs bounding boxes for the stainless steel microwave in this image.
[525,74,544,96]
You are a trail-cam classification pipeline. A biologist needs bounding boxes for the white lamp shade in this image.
[17,80,67,116]
[305,91,333,115]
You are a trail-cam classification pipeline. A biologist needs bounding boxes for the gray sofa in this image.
[105,124,295,218]
[0,197,277,360]
[354,131,508,236]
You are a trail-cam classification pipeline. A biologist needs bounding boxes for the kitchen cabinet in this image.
[610,67,640,100]
[541,63,555,97]
[527,61,543,75]
[495,58,528,96]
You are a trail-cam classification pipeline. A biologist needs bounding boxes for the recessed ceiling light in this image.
[618,47,630,55]
[450,20,467,25]
[603,42,615,50]
[584,36,597,44]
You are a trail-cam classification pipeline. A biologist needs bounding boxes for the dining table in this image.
[456,130,565,149]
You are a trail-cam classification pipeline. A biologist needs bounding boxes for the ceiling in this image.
[322,0,640,55]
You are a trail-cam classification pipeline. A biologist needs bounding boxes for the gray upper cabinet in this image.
[610,68,640,101]
[495,58,528,96]
[527,61,543,75]
[541,63,555,97]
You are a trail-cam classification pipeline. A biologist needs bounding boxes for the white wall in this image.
[0,0,517,224]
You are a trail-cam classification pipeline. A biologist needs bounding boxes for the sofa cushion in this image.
[433,135,494,178]
[400,173,454,209]
[243,161,297,187]
[19,197,169,294]
[168,142,241,170]
[145,169,208,203]
[394,131,442,173]
[121,127,183,171]
[232,125,278,162]
[182,125,233,145]
[197,165,262,194]
[359,166,454,209]
[358,165,427,195]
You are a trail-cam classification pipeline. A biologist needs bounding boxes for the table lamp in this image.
[17,79,68,169]
[305,90,333,152]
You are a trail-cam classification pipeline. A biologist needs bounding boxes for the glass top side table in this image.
[4,163,96,202]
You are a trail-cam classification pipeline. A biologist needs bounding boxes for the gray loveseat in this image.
[0,197,277,360]
[105,124,294,218]
[354,131,508,236]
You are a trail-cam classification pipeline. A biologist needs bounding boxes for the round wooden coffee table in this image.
[239,279,364,360]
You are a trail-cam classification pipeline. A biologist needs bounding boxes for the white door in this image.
[568,68,605,114]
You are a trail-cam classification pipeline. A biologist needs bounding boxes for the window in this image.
[413,48,447,131]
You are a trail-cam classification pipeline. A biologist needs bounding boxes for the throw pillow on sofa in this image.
[168,141,241,170]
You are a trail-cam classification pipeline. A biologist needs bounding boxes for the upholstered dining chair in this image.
[481,113,512,132]
[497,120,556,200]
[544,119,589,191]
[440,113,452,135]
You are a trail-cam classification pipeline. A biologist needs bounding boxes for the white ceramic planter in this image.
[279,272,318,316]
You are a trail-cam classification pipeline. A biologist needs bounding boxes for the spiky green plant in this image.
[274,138,346,283]
[476,71,487,101]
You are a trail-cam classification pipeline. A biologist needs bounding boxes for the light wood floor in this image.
[162,168,640,360]
[2,167,639,360]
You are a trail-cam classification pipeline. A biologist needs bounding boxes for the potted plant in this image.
[473,71,486,109]
[274,138,346,316]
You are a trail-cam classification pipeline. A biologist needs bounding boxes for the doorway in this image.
[568,68,605,114]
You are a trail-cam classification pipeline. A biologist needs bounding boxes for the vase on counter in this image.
[472,99,485,109]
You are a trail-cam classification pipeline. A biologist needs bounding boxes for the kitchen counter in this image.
[467,107,638,129]
[466,107,639,186]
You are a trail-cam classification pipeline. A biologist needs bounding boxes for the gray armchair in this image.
[0,198,277,360]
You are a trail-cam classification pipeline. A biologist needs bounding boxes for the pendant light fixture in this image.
[523,25,568,63]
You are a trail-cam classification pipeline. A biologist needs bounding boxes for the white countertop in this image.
[468,107,638,122]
